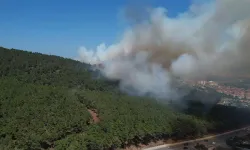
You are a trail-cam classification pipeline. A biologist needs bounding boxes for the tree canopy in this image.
[1,47,250,150]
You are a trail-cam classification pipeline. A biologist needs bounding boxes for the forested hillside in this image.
[1,47,250,150]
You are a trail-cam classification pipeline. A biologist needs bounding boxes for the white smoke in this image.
[78,0,250,100]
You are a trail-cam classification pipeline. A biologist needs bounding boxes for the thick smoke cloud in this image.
[78,0,250,100]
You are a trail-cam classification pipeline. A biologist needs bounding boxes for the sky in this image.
[0,0,192,58]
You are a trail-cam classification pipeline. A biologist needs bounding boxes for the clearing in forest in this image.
[87,109,100,123]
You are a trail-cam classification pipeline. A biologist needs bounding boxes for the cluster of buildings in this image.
[218,97,250,108]
[216,86,250,99]
[194,80,250,100]
[189,80,250,108]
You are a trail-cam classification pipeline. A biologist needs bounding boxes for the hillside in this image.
[1,47,250,150]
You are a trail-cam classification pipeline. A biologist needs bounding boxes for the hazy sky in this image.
[0,0,192,58]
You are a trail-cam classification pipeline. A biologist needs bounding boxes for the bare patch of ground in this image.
[87,109,100,123]
[123,140,166,150]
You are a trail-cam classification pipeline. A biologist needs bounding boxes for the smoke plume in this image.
[78,0,250,101]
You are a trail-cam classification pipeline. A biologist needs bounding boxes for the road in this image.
[143,126,250,150]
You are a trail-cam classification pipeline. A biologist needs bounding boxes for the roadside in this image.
[141,126,250,150]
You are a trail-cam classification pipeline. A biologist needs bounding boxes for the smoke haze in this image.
[78,0,250,101]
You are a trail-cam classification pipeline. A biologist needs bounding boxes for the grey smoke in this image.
[78,0,250,101]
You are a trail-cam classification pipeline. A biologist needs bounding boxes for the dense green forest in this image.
[1,47,250,150]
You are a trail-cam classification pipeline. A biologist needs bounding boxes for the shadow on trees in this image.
[185,101,250,133]
[175,88,250,133]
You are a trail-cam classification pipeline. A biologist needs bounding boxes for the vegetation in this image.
[1,47,250,150]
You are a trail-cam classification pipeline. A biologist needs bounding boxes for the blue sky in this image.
[0,0,192,58]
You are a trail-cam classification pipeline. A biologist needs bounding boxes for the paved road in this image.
[144,126,250,150]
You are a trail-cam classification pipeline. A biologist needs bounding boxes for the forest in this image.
[1,46,250,150]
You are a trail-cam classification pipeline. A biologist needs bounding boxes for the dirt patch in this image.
[124,140,166,150]
[87,109,100,123]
